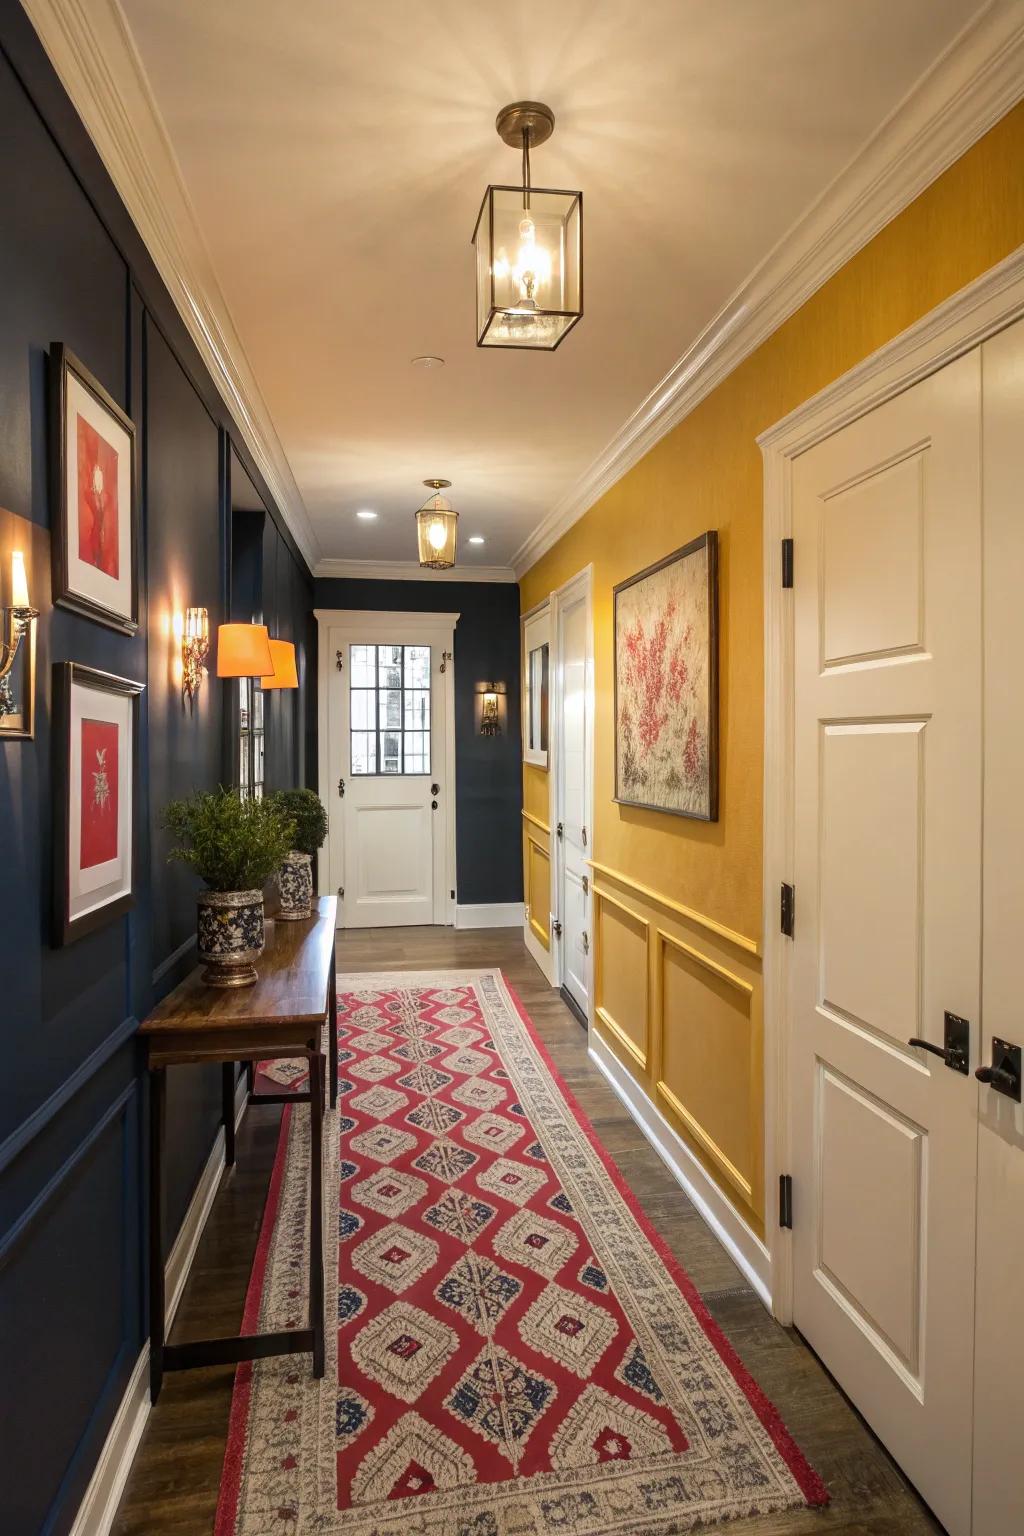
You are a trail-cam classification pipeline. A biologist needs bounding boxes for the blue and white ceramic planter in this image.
[276,850,313,921]
[197,888,265,987]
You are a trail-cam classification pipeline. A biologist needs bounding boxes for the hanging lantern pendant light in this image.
[472,101,582,351]
[415,478,459,569]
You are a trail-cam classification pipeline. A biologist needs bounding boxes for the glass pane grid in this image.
[350,643,431,775]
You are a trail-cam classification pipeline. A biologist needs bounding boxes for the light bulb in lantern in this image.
[495,214,552,311]
[428,519,448,552]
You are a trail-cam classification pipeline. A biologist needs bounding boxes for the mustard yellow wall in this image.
[521,104,1024,1233]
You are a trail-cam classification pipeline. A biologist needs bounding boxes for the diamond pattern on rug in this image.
[351,1168,429,1218]
[351,1222,439,1294]
[218,974,826,1536]
[349,1084,409,1120]
[351,1301,459,1404]
[492,1208,579,1280]
[519,1281,620,1379]
[434,1253,523,1335]
[461,1111,526,1155]
[451,1076,506,1111]
[445,1344,557,1463]
[476,1156,548,1208]
[349,1125,418,1164]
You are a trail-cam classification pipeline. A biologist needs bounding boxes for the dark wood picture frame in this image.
[612,530,719,822]
[49,342,139,634]
[53,661,144,946]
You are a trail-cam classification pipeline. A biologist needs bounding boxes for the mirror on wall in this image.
[522,606,550,767]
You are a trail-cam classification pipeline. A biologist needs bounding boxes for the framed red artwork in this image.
[54,662,144,946]
[49,344,138,633]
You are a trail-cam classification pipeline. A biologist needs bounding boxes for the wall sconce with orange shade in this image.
[0,550,39,732]
[260,638,298,691]
[179,605,209,711]
[217,623,274,799]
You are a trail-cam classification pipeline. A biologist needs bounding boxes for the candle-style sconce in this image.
[0,550,39,737]
[479,680,504,737]
[181,605,210,711]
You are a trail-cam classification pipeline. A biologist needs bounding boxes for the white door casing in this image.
[316,610,457,929]
[553,567,594,1018]
[789,355,981,1536]
[972,319,1024,1536]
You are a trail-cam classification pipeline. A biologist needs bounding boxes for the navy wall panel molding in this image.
[0,7,314,1531]
[314,578,523,905]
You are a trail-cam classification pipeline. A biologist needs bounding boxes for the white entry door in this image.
[555,577,592,1019]
[321,613,456,929]
[791,352,982,1535]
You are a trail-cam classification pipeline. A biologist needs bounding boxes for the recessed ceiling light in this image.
[411,355,445,368]
[356,509,378,521]
[468,535,485,545]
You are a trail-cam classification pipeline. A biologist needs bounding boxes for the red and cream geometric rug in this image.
[217,971,826,1535]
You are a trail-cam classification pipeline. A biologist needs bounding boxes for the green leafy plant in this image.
[268,788,329,857]
[162,789,296,892]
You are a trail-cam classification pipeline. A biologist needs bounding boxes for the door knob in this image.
[337,777,345,798]
[431,783,440,795]
[431,799,438,809]
[975,1037,1022,1102]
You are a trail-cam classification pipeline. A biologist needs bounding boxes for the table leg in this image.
[222,1062,236,1168]
[309,1050,325,1379]
[328,947,338,1110]
[149,1067,167,1404]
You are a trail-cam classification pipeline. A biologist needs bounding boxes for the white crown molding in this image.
[21,0,322,573]
[511,0,1024,579]
[314,557,517,584]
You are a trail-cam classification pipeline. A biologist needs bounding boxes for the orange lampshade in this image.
[216,623,273,678]
[261,638,298,690]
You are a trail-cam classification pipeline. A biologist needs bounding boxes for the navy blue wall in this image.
[314,578,522,905]
[0,9,314,1532]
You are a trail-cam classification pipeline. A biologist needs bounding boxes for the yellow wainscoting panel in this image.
[655,927,764,1230]
[525,831,551,950]
[593,887,650,1072]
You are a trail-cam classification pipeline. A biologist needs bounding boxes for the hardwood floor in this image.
[111,927,940,1536]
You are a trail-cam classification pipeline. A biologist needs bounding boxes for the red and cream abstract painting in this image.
[79,716,119,869]
[75,414,120,579]
[614,532,717,821]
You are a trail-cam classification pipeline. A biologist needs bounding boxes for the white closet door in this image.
[972,318,1024,1536]
[790,351,982,1536]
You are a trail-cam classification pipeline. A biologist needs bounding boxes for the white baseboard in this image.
[69,1075,249,1536]
[455,902,523,929]
[588,1031,771,1309]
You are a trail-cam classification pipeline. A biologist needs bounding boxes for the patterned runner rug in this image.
[217,971,826,1535]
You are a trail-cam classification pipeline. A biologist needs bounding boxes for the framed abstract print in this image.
[49,344,138,633]
[613,530,719,821]
[54,663,144,946]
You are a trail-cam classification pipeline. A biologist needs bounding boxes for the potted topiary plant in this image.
[162,788,296,988]
[267,787,329,921]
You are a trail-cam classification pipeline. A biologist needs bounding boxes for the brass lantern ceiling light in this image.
[416,479,458,569]
[472,101,582,350]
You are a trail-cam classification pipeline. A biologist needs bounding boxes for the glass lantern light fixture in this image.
[415,479,459,570]
[472,101,582,351]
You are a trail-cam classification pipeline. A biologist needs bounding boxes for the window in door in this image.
[350,643,431,775]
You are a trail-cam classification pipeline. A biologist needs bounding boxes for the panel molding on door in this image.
[789,354,981,1536]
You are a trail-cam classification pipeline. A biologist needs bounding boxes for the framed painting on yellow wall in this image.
[613,530,718,820]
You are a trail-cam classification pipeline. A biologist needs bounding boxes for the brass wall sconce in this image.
[181,605,209,711]
[480,681,503,736]
[0,551,39,729]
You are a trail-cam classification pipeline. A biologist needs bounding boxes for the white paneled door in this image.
[555,577,591,1019]
[791,352,983,1536]
[321,613,456,929]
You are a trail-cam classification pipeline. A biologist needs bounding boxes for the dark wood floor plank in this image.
[111,926,940,1535]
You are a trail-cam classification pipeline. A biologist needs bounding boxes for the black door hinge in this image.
[780,882,795,938]
[781,538,794,589]
[779,1174,793,1230]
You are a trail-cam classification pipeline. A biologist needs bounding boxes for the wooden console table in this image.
[140,895,338,1403]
